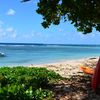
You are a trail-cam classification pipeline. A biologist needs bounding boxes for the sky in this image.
[0,0,100,44]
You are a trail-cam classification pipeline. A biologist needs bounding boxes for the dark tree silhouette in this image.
[22,0,100,34]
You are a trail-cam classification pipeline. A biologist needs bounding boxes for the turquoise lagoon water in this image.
[0,43,100,66]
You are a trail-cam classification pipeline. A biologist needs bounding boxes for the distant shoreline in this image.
[0,42,100,46]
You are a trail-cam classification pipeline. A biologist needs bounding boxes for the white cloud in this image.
[6,27,18,39]
[31,31,35,37]
[0,32,6,38]
[31,31,42,37]
[0,27,6,38]
[11,33,17,38]
[7,9,15,16]
[6,27,14,33]
[0,20,18,39]
[0,20,7,38]
[31,33,35,37]
[77,32,87,39]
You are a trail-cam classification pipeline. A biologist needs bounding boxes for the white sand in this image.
[29,57,99,77]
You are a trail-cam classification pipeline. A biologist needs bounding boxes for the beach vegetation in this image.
[0,67,62,100]
[22,0,100,34]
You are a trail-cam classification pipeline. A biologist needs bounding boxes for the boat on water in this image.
[0,52,5,57]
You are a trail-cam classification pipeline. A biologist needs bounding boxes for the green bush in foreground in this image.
[0,66,62,100]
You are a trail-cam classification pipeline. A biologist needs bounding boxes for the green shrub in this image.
[0,66,61,99]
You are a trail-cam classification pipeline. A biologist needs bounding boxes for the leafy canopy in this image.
[22,0,100,34]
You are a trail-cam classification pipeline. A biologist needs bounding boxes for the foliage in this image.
[0,66,61,99]
[22,0,100,34]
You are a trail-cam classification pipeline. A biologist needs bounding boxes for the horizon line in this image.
[0,42,100,46]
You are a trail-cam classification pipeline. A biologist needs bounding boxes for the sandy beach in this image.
[28,57,100,99]
[29,57,99,77]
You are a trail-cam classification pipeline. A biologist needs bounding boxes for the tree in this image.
[22,0,100,34]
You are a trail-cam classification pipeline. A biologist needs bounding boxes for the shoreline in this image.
[0,56,99,78]
[0,56,100,99]
[29,56,99,77]
[0,56,99,67]
[29,56,99,66]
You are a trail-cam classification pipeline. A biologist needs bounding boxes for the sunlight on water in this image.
[0,44,100,66]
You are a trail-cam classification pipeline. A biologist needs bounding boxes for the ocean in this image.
[0,43,100,66]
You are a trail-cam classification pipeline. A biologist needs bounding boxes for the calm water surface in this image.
[0,44,100,66]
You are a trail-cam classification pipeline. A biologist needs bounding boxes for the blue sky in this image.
[0,0,100,44]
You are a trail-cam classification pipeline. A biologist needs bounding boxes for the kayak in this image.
[80,66,94,75]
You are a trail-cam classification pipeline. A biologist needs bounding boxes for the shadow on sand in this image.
[49,74,100,100]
